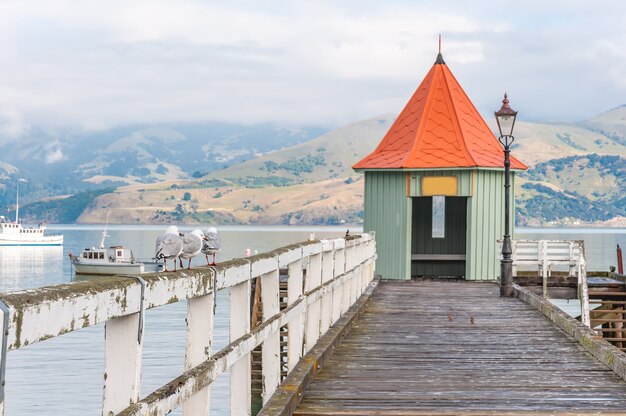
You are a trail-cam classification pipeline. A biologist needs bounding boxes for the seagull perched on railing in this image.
[202,227,221,266]
[155,226,183,272]
[179,229,204,269]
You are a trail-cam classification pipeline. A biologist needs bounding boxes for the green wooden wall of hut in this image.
[363,169,517,280]
[363,171,411,280]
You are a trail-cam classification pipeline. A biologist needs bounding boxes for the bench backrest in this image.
[512,240,584,264]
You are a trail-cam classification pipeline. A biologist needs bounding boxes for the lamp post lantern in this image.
[495,93,518,297]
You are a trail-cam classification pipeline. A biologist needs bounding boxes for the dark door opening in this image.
[411,196,467,277]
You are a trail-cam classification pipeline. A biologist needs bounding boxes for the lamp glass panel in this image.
[497,114,515,137]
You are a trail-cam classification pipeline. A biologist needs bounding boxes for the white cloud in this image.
[0,1,624,129]
[45,148,64,164]
[0,110,30,140]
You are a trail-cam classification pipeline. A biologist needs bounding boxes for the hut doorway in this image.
[411,196,467,278]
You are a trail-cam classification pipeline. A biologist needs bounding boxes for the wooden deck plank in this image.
[293,280,626,414]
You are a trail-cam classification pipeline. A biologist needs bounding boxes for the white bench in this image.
[500,239,589,326]
[510,240,584,278]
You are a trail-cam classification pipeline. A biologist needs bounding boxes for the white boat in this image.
[0,218,64,246]
[0,184,63,246]
[69,226,162,275]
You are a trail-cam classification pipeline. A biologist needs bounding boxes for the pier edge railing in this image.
[0,232,376,416]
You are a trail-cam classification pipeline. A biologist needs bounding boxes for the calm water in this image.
[1,225,624,415]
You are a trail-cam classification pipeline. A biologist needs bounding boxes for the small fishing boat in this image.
[69,225,162,275]
[0,183,63,246]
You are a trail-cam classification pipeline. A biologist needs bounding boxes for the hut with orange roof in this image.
[353,51,527,280]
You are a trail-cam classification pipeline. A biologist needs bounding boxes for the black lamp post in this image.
[495,93,518,297]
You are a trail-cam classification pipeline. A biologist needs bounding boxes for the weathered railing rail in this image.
[0,233,376,415]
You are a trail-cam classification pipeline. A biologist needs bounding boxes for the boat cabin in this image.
[81,246,135,263]
[82,250,106,260]
[0,220,45,235]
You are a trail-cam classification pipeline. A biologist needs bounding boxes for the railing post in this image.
[0,301,9,416]
[103,281,144,415]
[511,240,518,277]
[231,277,251,416]
[304,249,322,352]
[183,281,215,415]
[541,241,549,299]
[568,241,576,277]
[345,239,355,271]
[341,271,352,314]
[365,234,376,286]
[333,239,347,322]
[351,265,362,304]
[355,238,367,297]
[284,249,304,371]
[344,239,358,308]
[319,242,335,335]
[261,268,280,404]
[579,256,590,327]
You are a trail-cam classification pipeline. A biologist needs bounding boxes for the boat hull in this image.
[0,234,64,246]
[71,260,163,275]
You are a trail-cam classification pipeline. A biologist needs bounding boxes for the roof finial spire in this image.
[502,92,510,108]
[435,34,445,65]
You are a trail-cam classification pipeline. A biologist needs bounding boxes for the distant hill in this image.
[8,107,626,227]
[203,115,395,185]
[517,154,625,225]
[75,115,395,225]
[506,120,626,166]
[0,121,326,220]
[584,105,626,147]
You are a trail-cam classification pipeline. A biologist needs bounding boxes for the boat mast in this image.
[99,211,111,249]
[15,180,19,224]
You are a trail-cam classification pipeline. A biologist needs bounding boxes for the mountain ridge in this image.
[5,108,626,227]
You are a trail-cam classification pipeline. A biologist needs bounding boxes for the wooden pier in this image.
[4,235,626,415]
[267,280,626,415]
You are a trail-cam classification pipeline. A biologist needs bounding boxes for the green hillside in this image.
[71,107,626,226]
[9,188,115,224]
[516,154,625,225]
[204,115,395,184]
[523,154,624,200]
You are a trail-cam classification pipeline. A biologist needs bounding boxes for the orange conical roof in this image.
[353,54,527,170]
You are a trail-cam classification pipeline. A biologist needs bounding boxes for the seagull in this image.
[155,226,183,272]
[202,227,221,266]
[179,229,204,270]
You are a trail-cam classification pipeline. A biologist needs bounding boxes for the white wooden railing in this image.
[0,233,376,415]
[505,239,589,326]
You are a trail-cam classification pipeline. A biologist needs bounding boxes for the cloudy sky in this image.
[0,0,625,136]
